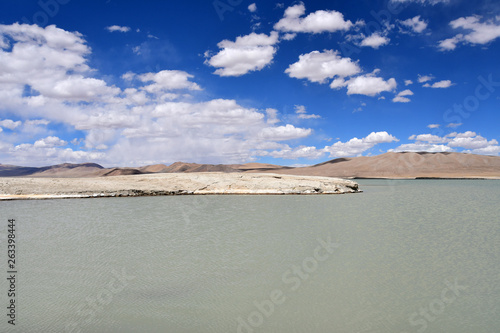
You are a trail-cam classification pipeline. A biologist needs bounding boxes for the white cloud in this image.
[265,145,326,160]
[265,108,280,125]
[399,16,428,33]
[393,131,500,155]
[438,34,463,51]
[0,23,121,105]
[281,33,297,41]
[294,105,321,119]
[404,80,413,86]
[105,25,131,33]
[262,131,399,159]
[285,50,361,83]
[137,70,201,92]
[33,136,67,148]
[25,119,50,126]
[324,131,398,157]
[10,142,105,165]
[0,23,322,166]
[295,105,306,114]
[417,74,434,83]
[335,74,397,96]
[360,33,390,48]
[427,124,440,129]
[446,122,462,128]
[274,2,353,34]
[392,142,453,153]
[392,89,414,103]
[467,145,500,155]
[408,133,447,143]
[0,119,22,130]
[448,134,497,149]
[451,16,500,44]
[390,0,449,4]
[258,124,312,141]
[439,16,500,51]
[205,32,279,76]
[248,3,257,12]
[423,80,453,88]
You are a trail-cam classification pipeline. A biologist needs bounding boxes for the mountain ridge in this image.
[1,152,499,179]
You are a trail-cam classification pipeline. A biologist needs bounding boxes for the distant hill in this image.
[160,162,241,173]
[264,152,500,179]
[0,163,104,177]
[1,152,499,178]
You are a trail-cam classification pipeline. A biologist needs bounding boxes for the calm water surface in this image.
[1,180,499,332]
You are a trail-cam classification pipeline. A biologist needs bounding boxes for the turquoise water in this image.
[1,180,499,332]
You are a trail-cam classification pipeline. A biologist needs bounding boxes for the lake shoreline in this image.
[0,172,361,201]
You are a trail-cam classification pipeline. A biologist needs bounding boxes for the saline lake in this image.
[1,179,499,332]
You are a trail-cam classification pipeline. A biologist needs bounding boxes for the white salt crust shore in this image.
[0,173,360,200]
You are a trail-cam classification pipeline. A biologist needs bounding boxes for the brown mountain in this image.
[160,161,241,173]
[264,152,500,179]
[139,164,169,173]
[0,163,104,177]
[1,152,499,178]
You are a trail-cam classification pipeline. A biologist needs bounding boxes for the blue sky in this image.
[0,0,499,167]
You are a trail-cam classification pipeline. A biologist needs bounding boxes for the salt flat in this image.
[0,172,360,200]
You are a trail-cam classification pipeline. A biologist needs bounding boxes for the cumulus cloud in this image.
[359,33,390,48]
[438,16,500,51]
[427,124,440,129]
[324,131,398,157]
[418,74,434,83]
[447,132,498,149]
[10,142,105,165]
[285,50,361,83]
[248,3,257,12]
[261,131,399,159]
[390,0,449,4]
[438,35,463,51]
[391,142,453,152]
[446,122,462,128]
[136,70,202,92]
[399,16,428,33]
[295,105,321,119]
[404,80,413,86]
[393,131,500,155]
[258,124,312,141]
[0,23,321,166]
[393,89,414,103]
[260,144,324,160]
[205,32,279,76]
[0,119,22,130]
[0,23,120,105]
[33,136,67,148]
[334,73,397,96]
[105,25,131,33]
[423,80,453,88]
[281,33,297,41]
[274,2,353,34]
[265,108,280,125]
[408,133,447,143]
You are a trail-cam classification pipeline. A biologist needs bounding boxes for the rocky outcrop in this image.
[0,173,360,200]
